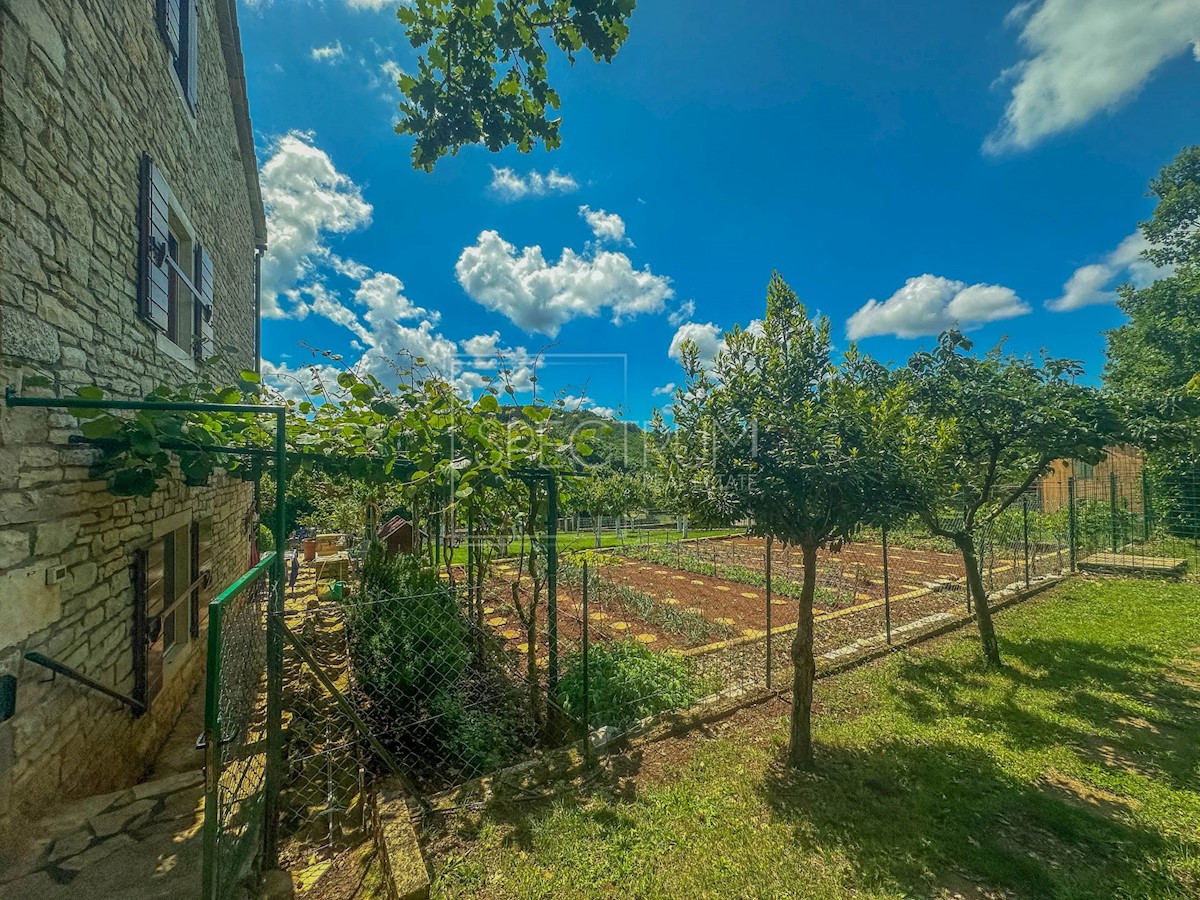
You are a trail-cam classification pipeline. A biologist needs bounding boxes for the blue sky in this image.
[239,0,1200,423]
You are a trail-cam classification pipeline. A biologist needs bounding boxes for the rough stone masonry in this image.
[0,0,266,827]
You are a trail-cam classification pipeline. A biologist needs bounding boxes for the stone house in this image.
[0,0,266,827]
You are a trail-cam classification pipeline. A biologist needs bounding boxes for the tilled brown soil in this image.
[470,545,984,683]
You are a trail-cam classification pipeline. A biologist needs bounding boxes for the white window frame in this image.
[158,198,201,366]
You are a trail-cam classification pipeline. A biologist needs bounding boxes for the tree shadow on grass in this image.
[884,636,1200,792]
[759,738,1183,900]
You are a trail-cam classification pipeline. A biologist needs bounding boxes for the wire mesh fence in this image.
[201,552,273,900]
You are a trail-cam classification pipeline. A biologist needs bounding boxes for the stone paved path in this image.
[0,769,208,899]
[0,682,244,899]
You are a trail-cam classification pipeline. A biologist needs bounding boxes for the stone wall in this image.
[0,0,262,823]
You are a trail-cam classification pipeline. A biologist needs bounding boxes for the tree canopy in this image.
[395,0,637,170]
[902,331,1122,665]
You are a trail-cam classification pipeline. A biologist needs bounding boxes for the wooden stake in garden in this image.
[661,272,909,769]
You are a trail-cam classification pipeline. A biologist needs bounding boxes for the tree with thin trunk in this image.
[664,273,908,768]
[902,331,1122,667]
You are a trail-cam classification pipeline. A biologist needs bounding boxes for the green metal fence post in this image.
[1068,476,1078,572]
[1023,494,1031,586]
[546,474,559,693]
[1142,467,1152,542]
[882,525,891,645]
[1110,470,1120,553]
[581,559,591,765]
[765,536,773,690]
[200,597,225,900]
[263,411,286,870]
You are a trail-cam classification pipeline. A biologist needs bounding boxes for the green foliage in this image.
[395,0,637,170]
[662,272,911,548]
[556,640,702,730]
[427,691,518,776]
[904,331,1123,542]
[346,542,471,706]
[257,523,275,552]
[563,466,652,520]
[1105,148,1200,534]
[1140,144,1200,270]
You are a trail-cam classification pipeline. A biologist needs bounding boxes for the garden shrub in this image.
[258,522,275,552]
[556,640,702,730]
[428,691,518,776]
[344,542,470,711]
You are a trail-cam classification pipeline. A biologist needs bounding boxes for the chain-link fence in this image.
[201,552,273,900]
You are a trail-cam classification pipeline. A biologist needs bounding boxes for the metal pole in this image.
[1023,494,1031,586]
[1110,470,1120,553]
[1068,476,1078,572]
[466,505,475,616]
[546,475,559,692]
[765,535,773,690]
[882,525,891,646]
[200,597,224,900]
[581,559,591,765]
[1142,466,1152,542]
[263,411,286,869]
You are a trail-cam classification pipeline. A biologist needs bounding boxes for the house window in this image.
[1075,460,1095,480]
[132,518,213,708]
[157,0,199,112]
[139,155,216,360]
[166,215,197,351]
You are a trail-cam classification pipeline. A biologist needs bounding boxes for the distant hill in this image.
[548,409,653,472]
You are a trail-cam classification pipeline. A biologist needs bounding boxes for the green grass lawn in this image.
[427,578,1200,899]
[448,527,744,564]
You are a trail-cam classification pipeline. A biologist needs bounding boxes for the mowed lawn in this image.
[427,578,1200,899]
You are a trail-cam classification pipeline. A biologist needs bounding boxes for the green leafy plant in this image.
[345,542,471,708]
[257,522,275,552]
[556,640,702,731]
[428,691,519,777]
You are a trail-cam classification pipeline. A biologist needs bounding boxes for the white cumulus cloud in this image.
[488,166,579,201]
[846,275,1030,340]
[455,230,674,337]
[1047,231,1172,311]
[579,205,627,243]
[259,131,372,318]
[986,0,1200,153]
[652,382,676,396]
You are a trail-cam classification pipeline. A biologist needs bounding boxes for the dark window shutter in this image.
[185,0,199,110]
[158,0,181,60]
[131,549,148,708]
[138,155,171,333]
[189,522,201,639]
[194,244,215,360]
[131,546,164,710]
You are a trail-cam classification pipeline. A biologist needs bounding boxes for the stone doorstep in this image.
[130,770,202,802]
